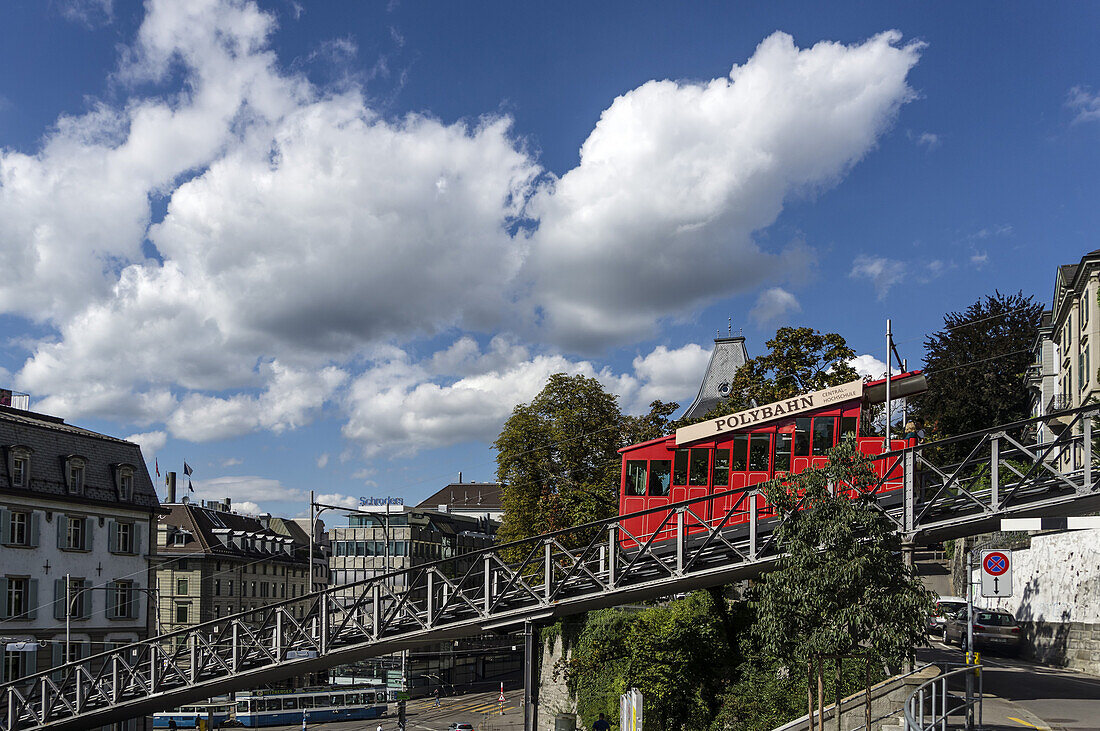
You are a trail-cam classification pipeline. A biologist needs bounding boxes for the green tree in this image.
[911,291,1042,463]
[494,374,678,546]
[751,438,933,670]
[681,327,859,426]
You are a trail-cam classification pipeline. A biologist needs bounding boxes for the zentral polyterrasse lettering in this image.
[675,380,864,446]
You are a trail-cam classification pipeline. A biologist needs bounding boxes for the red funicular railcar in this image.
[617,372,927,547]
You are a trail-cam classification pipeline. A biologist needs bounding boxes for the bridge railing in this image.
[2,405,1098,730]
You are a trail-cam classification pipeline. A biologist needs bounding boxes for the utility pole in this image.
[523,621,535,731]
[885,319,893,449]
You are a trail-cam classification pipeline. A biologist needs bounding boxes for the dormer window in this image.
[6,447,32,488]
[65,456,86,495]
[113,465,135,501]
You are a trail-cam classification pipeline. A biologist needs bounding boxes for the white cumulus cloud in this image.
[750,287,801,325]
[850,255,905,300]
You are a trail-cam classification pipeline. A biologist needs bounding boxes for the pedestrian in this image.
[434,687,441,707]
[168,720,177,731]
[376,724,383,731]
[593,712,611,731]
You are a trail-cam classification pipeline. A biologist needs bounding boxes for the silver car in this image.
[927,596,967,635]
[944,609,1021,654]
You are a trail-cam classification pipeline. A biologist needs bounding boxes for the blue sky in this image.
[1,0,1098,519]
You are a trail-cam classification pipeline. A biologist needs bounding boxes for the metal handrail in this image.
[903,663,982,731]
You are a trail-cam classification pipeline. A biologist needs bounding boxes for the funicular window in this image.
[773,432,792,472]
[812,417,835,456]
[793,418,811,456]
[688,449,710,485]
[625,461,647,496]
[748,433,771,471]
[649,460,672,496]
[731,435,749,471]
[840,416,857,440]
[713,449,730,486]
[673,450,689,485]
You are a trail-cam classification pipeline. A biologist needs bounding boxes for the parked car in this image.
[944,609,1021,654]
[927,596,968,636]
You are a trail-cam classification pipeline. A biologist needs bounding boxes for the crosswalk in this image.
[400,692,521,731]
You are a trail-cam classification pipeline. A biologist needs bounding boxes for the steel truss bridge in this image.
[4,406,1100,730]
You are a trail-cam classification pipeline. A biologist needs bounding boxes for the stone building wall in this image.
[535,634,577,727]
[966,530,1100,675]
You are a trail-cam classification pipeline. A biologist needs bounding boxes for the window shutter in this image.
[130,581,141,620]
[22,645,38,679]
[0,577,8,619]
[84,517,93,551]
[51,643,62,679]
[0,507,10,545]
[81,584,92,619]
[108,521,118,554]
[132,522,142,555]
[27,579,38,620]
[29,512,39,547]
[54,579,66,620]
[57,514,66,549]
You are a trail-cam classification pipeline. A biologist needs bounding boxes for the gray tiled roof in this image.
[159,503,307,563]
[682,337,749,420]
[416,482,502,511]
[0,405,159,512]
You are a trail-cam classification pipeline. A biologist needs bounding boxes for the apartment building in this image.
[0,398,160,730]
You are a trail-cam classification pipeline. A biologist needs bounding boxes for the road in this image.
[264,691,524,731]
[919,639,1100,730]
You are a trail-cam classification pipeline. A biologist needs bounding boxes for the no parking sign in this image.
[980,549,1013,598]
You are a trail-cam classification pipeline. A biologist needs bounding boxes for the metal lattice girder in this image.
[5,405,1100,730]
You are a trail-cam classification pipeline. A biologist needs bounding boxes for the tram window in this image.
[732,435,749,471]
[689,449,710,485]
[625,461,647,496]
[673,449,689,485]
[331,695,345,707]
[840,416,857,439]
[299,697,314,709]
[236,701,250,713]
[713,449,730,486]
[793,418,811,456]
[284,698,298,710]
[774,432,792,472]
[749,433,771,471]
[812,417,835,456]
[649,460,672,496]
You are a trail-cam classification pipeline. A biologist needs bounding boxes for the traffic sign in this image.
[980,549,1012,598]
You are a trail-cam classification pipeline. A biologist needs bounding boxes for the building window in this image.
[11,456,28,487]
[177,578,188,596]
[175,604,189,624]
[214,579,221,596]
[172,532,187,546]
[5,578,28,618]
[65,457,86,495]
[250,581,256,597]
[113,522,135,554]
[108,581,134,619]
[9,512,28,546]
[118,469,133,501]
[214,604,221,619]
[65,516,87,551]
[227,580,233,597]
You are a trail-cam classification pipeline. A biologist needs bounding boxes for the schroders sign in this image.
[359,496,404,507]
[675,379,864,446]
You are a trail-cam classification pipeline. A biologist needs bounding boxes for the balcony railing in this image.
[1047,394,1071,413]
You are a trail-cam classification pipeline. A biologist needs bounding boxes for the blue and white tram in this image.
[234,686,388,727]
[153,702,234,728]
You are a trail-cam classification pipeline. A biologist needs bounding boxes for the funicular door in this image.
[714,433,750,528]
[746,430,774,516]
[621,458,650,546]
[670,446,712,535]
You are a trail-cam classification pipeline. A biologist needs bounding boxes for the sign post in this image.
[499,682,506,715]
[980,549,1012,598]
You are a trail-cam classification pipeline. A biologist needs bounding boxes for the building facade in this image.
[155,496,313,634]
[0,401,160,730]
[328,505,520,695]
[1038,250,1100,466]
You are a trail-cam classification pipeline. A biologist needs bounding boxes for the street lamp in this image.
[62,574,161,664]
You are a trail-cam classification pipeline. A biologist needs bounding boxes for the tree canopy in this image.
[911,291,1042,461]
[752,437,933,667]
[494,373,677,545]
[681,327,859,426]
